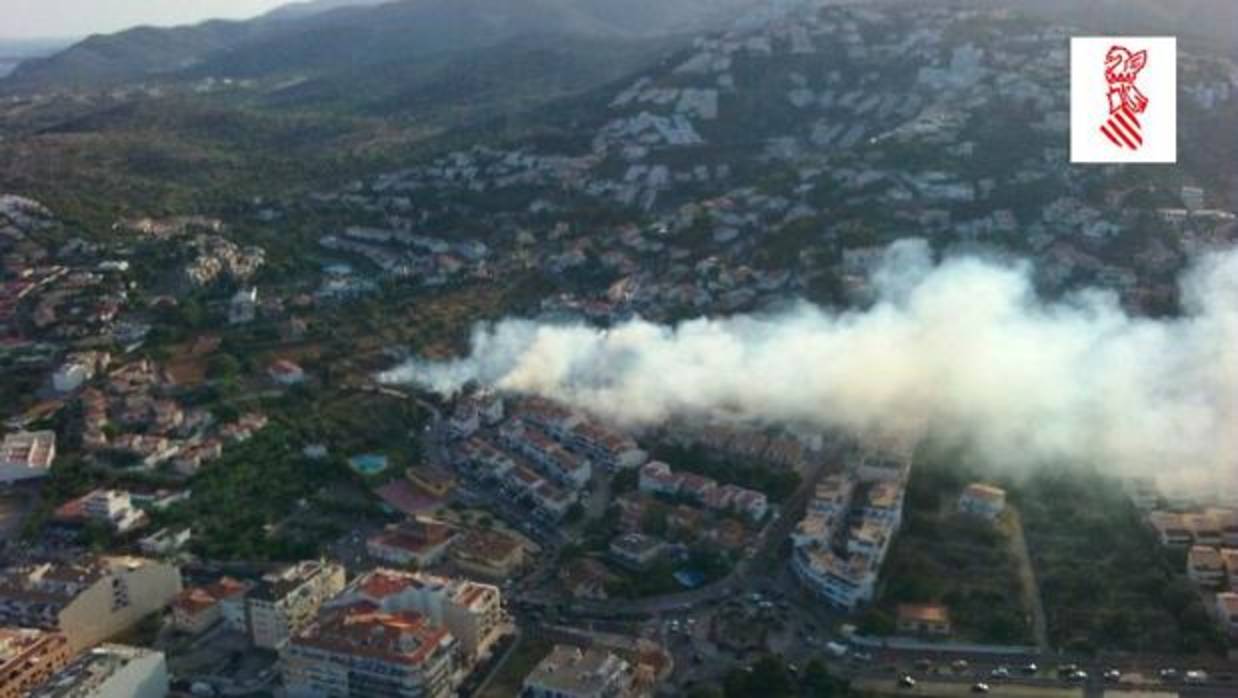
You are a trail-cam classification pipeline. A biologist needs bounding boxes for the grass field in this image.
[855,679,1083,698]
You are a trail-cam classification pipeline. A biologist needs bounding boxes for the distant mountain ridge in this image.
[259,0,396,22]
[1,0,750,94]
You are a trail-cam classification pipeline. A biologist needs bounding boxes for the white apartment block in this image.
[282,604,456,698]
[0,430,56,483]
[247,560,346,650]
[30,644,168,698]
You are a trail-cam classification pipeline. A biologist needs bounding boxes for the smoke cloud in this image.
[382,240,1238,482]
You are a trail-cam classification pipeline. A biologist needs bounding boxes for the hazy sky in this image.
[2,0,292,39]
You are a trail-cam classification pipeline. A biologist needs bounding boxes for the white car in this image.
[1184,670,1208,685]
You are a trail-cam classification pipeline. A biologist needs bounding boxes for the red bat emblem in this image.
[1100,45,1148,150]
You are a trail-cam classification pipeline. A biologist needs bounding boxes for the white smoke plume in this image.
[381,240,1238,482]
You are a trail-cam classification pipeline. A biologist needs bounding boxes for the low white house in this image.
[0,430,56,483]
[958,483,1006,520]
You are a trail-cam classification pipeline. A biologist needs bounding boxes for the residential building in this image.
[517,399,644,470]
[406,465,456,499]
[791,546,876,610]
[1208,508,1238,547]
[958,483,1006,520]
[677,473,717,504]
[531,481,577,521]
[328,569,504,660]
[847,519,895,560]
[1148,511,1193,546]
[896,603,952,636]
[523,644,634,698]
[701,483,768,522]
[137,528,192,557]
[813,478,853,514]
[0,430,55,483]
[1222,548,1238,588]
[81,490,144,534]
[474,392,504,425]
[0,557,181,651]
[638,461,681,496]
[502,466,544,498]
[229,288,257,325]
[608,533,666,570]
[52,352,108,393]
[791,511,837,549]
[862,482,903,526]
[1187,514,1223,547]
[53,489,147,534]
[1217,593,1238,636]
[563,422,646,471]
[0,628,72,698]
[268,360,305,385]
[247,561,346,650]
[170,588,222,636]
[856,453,910,483]
[500,422,591,489]
[281,604,456,698]
[1187,546,1226,588]
[455,438,514,481]
[171,577,250,635]
[447,404,480,439]
[558,560,614,600]
[516,398,582,442]
[451,529,524,581]
[29,644,168,698]
[366,520,457,567]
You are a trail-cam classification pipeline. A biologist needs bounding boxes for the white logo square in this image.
[1070,36,1176,164]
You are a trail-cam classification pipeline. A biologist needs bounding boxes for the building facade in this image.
[247,561,346,650]
[0,628,72,698]
[281,605,457,698]
[328,569,504,661]
[0,431,56,483]
[523,644,634,698]
[0,557,181,652]
[29,644,168,698]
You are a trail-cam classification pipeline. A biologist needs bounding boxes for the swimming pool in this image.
[348,453,389,475]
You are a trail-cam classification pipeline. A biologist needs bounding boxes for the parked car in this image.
[971,683,990,693]
[1103,669,1121,682]
[990,667,1010,679]
[1184,670,1208,685]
